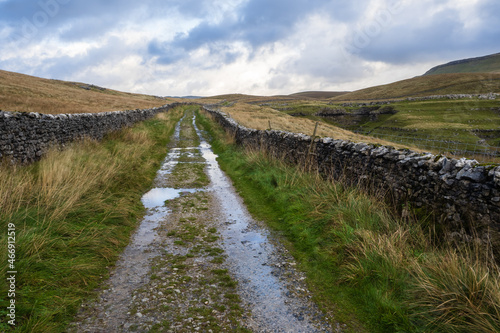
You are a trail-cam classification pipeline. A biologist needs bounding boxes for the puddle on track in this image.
[142,187,199,209]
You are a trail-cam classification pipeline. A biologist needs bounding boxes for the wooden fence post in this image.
[305,122,319,169]
[308,122,319,154]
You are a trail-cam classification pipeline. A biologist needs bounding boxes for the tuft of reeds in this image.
[411,247,500,333]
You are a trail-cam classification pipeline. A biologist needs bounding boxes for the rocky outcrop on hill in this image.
[316,105,398,117]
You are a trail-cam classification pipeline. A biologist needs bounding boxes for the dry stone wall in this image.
[203,105,500,258]
[0,103,181,164]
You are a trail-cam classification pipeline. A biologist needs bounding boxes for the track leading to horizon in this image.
[69,106,335,332]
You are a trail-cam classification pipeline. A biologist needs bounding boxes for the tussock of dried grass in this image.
[0,121,158,222]
[411,248,500,332]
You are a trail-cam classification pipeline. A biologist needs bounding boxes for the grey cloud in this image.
[0,0,174,43]
[321,0,369,22]
[148,0,335,65]
[58,16,117,41]
[355,11,463,63]
[211,0,336,46]
[267,74,291,90]
[160,0,220,18]
[148,39,186,65]
[280,50,368,85]
[344,1,500,65]
[0,0,147,22]
[474,0,500,46]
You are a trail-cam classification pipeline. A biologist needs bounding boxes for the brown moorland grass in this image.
[219,102,500,163]
[0,108,184,332]
[205,93,304,104]
[330,73,500,101]
[0,69,178,114]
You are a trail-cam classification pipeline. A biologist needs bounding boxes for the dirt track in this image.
[69,108,339,332]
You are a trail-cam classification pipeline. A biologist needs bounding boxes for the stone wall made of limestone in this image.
[0,103,181,164]
[202,105,500,257]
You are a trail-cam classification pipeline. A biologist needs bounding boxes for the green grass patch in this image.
[168,107,210,188]
[272,98,500,161]
[170,163,209,188]
[177,105,202,148]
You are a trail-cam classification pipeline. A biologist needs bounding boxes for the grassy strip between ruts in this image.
[196,109,500,333]
[0,106,185,332]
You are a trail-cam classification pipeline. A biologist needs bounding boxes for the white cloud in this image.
[0,0,498,97]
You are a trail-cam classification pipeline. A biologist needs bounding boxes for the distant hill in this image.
[0,70,171,114]
[166,95,204,99]
[424,52,500,76]
[206,91,349,104]
[289,91,349,99]
[330,73,500,101]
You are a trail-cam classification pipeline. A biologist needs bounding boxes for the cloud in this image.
[0,0,116,44]
[0,0,170,44]
[237,0,326,45]
[148,39,186,65]
[0,0,499,97]
[147,0,337,66]
[271,15,361,81]
[355,9,464,63]
[474,0,500,47]
[343,0,500,64]
[58,16,117,41]
[43,37,132,77]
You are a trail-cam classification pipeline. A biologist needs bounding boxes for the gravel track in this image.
[69,109,340,332]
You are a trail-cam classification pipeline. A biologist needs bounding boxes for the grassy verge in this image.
[196,110,500,333]
[0,107,184,332]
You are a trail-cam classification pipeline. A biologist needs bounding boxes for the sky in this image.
[0,0,499,97]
